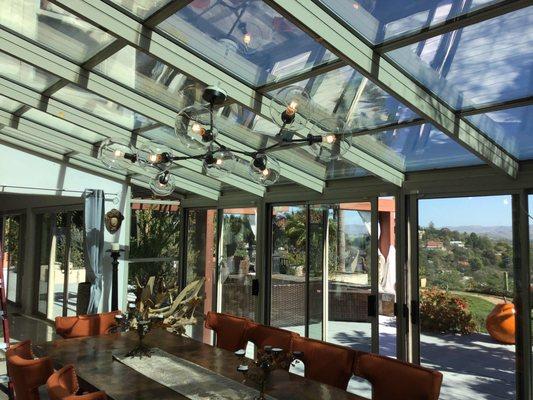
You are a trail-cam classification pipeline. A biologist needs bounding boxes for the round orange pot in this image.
[486,302,515,344]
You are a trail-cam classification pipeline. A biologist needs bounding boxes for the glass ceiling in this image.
[0,0,530,198]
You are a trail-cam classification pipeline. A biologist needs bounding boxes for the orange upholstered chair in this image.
[205,312,249,352]
[55,311,120,339]
[291,336,355,390]
[243,322,298,351]
[354,352,443,400]
[6,340,54,400]
[47,364,107,400]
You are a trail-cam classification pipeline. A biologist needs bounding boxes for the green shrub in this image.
[420,288,476,334]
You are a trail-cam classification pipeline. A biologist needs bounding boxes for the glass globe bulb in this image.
[269,85,313,128]
[138,143,173,170]
[203,149,236,178]
[310,119,350,161]
[149,172,175,197]
[98,140,136,171]
[175,105,216,150]
[249,154,280,186]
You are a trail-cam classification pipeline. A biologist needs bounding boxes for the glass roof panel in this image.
[24,108,107,144]
[0,52,59,91]
[0,1,115,63]
[325,159,369,180]
[353,124,484,171]
[94,46,206,111]
[387,7,533,110]
[52,84,155,130]
[318,0,505,44]
[109,0,173,19]
[158,0,337,86]
[267,65,418,131]
[0,94,22,112]
[467,105,533,161]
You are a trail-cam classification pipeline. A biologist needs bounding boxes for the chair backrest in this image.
[47,365,108,400]
[204,312,249,352]
[55,311,120,339]
[291,336,355,390]
[354,352,443,400]
[243,322,298,352]
[7,340,54,400]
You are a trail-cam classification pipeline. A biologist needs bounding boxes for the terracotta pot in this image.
[486,302,515,344]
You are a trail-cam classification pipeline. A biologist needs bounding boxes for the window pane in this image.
[3,215,22,303]
[52,84,155,130]
[0,52,59,91]
[219,208,257,320]
[186,208,217,344]
[129,203,181,260]
[319,0,505,44]
[267,65,418,131]
[271,205,307,334]
[355,123,484,171]
[109,0,172,19]
[388,7,533,109]
[467,105,533,161]
[24,109,106,144]
[128,261,180,289]
[94,46,206,111]
[0,0,114,63]
[158,0,336,86]
[418,195,515,399]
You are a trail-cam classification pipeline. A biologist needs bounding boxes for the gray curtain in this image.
[83,189,105,314]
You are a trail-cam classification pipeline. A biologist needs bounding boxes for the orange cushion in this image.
[204,312,249,352]
[354,353,443,400]
[55,311,120,339]
[7,340,54,400]
[243,322,298,351]
[292,336,355,390]
[47,365,108,400]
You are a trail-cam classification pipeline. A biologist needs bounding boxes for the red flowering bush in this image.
[420,288,476,334]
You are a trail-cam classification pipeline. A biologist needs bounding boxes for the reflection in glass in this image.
[159,0,336,86]
[110,0,173,19]
[219,208,257,321]
[36,214,52,315]
[267,66,417,131]
[67,211,85,316]
[388,8,533,110]
[467,105,533,161]
[357,123,483,172]
[52,84,155,130]
[95,46,206,111]
[186,209,217,344]
[0,0,114,63]
[0,52,59,91]
[319,0,504,44]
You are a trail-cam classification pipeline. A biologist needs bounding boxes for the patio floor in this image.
[287,317,515,400]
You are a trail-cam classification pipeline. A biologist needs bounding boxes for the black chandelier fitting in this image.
[98,85,350,196]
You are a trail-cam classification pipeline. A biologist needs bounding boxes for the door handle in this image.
[410,300,419,325]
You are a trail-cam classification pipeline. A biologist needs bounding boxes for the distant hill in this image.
[442,225,533,241]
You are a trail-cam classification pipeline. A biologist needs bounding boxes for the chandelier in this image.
[98,85,351,196]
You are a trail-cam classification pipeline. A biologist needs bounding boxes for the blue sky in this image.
[418,195,513,227]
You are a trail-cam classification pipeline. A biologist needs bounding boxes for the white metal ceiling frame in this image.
[45,0,406,187]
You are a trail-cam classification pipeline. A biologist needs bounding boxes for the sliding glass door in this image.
[35,210,85,319]
[417,195,515,400]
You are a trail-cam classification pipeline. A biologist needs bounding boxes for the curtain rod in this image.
[0,185,120,197]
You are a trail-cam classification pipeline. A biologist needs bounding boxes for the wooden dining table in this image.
[34,329,369,400]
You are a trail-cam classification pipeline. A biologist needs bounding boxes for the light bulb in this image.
[114,149,124,158]
[323,134,336,144]
[262,168,270,176]
[216,158,223,165]
[286,101,298,116]
[192,123,205,136]
[148,154,159,163]
[243,33,252,45]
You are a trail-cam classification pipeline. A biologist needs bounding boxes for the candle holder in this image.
[235,346,303,400]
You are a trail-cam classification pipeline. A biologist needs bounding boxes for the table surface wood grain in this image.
[34,329,368,400]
